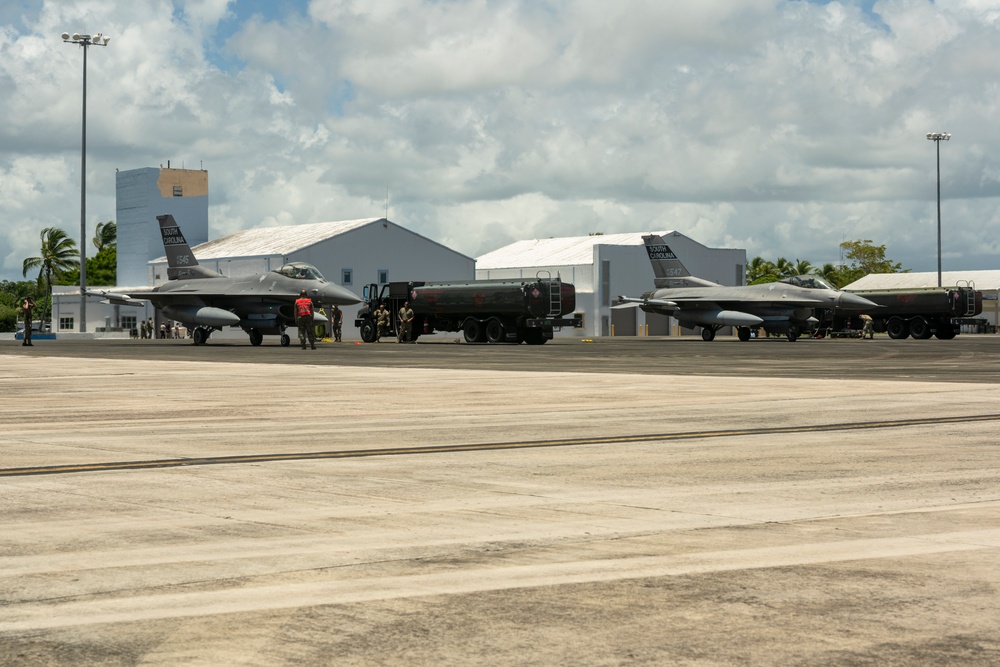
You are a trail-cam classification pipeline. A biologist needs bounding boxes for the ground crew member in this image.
[295,289,316,349]
[397,300,414,343]
[376,303,390,342]
[332,305,343,342]
[860,313,874,339]
[21,296,35,346]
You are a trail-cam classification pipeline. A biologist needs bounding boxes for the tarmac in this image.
[2,335,999,665]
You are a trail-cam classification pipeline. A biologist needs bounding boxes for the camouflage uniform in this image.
[332,305,343,342]
[860,314,874,339]
[397,302,414,343]
[376,305,390,342]
[21,297,35,346]
[295,292,316,349]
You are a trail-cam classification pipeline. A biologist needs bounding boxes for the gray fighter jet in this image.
[90,215,360,345]
[616,234,879,341]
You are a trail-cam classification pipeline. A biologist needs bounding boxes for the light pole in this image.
[62,31,110,333]
[926,132,950,288]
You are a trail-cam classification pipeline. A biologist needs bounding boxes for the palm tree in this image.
[22,227,78,328]
[93,220,116,252]
[793,259,815,276]
[819,263,841,287]
[773,257,796,278]
[746,256,775,284]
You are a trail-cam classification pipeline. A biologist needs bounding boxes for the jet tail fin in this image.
[642,234,716,288]
[157,214,220,280]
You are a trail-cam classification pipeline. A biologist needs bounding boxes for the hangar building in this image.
[476,231,746,337]
[845,271,1000,330]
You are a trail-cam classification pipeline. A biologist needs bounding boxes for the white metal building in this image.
[476,231,746,337]
[845,271,1000,328]
[54,217,474,338]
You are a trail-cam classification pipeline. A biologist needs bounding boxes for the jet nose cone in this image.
[837,291,879,310]
[314,283,361,306]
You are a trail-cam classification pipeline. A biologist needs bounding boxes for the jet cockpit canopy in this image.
[780,275,837,290]
[276,262,327,282]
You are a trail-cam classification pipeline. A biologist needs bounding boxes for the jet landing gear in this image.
[700,326,722,341]
[245,329,291,346]
[192,327,213,345]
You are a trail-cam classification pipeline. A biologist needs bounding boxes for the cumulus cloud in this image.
[2,0,999,282]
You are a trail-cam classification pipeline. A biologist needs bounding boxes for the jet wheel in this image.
[737,327,752,342]
[280,334,291,347]
[193,328,209,345]
[249,330,264,346]
[786,326,799,342]
[701,328,716,342]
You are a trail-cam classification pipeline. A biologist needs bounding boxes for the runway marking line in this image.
[3,413,999,478]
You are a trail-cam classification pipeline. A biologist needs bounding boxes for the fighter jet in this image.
[89,215,361,345]
[615,234,879,341]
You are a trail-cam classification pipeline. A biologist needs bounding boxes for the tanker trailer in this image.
[355,276,580,344]
[818,283,982,340]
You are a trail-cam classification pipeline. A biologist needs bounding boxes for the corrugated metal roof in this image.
[476,230,674,269]
[181,218,382,259]
[845,270,1000,291]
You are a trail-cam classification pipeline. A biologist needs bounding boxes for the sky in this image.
[2,0,999,284]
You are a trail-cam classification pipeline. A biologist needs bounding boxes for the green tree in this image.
[792,259,815,276]
[773,257,796,278]
[818,263,844,288]
[836,239,905,286]
[59,245,116,286]
[0,280,42,330]
[747,257,775,283]
[93,220,116,252]
[22,227,78,327]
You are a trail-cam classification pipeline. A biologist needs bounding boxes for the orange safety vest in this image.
[295,297,313,317]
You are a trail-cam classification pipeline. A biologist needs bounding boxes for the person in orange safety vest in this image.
[294,289,316,350]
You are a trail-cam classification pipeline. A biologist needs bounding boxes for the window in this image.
[59,317,74,331]
[121,315,137,331]
[342,269,352,285]
[173,185,183,197]
[378,269,388,284]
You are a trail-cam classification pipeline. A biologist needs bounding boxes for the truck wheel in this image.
[886,318,909,339]
[935,327,957,340]
[360,320,377,343]
[908,317,932,340]
[463,319,485,343]
[523,328,547,345]
[485,318,505,344]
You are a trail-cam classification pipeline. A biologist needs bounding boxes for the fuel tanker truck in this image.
[817,282,982,340]
[355,275,581,344]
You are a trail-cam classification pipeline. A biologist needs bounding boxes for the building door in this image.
[611,307,636,336]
